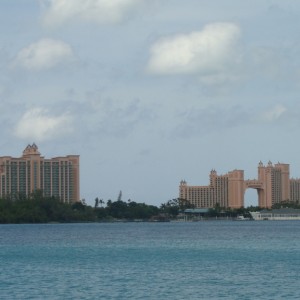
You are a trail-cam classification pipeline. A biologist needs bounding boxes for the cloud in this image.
[42,0,142,27]
[147,22,241,82]
[261,104,287,122]
[14,39,74,71]
[14,108,73,141]
[172,105,251,138]
[88,97,154,137]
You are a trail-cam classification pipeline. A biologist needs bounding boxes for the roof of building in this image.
[184,208,210,214]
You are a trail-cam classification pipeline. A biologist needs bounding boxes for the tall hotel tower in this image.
[0,144,80,203]
[180,161,300,208]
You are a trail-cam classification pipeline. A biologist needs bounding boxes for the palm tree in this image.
[94,197,99,208]
[99,199,105,207]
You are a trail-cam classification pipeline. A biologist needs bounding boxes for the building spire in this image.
[22,143,40,156]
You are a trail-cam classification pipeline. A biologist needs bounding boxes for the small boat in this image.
[236,215,250,221]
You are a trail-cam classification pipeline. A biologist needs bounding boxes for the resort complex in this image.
[0,144,80,203]
[180,161,300,209]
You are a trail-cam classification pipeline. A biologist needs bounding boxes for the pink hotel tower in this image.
[180,161,300,208]
[0,144,80,203]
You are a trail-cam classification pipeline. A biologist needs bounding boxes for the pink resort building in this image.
[180,161,300,208]
[0,144,80,203]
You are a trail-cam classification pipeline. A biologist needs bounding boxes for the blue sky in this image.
[1,0,300,206]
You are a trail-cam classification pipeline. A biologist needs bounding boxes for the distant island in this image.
[1,189,300,224]
[0,191,184,223]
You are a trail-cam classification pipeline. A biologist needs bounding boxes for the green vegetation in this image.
[0,190,166,223]
[0,191,95,223]
[3,190,296,224]
[0,189,199,223]
[159,198,195,218]
[203,203,263,219]
[272,200,300,209]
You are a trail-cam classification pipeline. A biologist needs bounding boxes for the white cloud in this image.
[262,104,287,122]
[42,0,142,27]
[14,108,73,141]
[14,39,74,71]
[147,22,241,80]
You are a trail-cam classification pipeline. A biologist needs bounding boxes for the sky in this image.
[1,0,300,207]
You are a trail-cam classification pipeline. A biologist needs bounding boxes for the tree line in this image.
[2,190,296,224]
[0,190,194,224]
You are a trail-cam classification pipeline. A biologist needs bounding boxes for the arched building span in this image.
[179,161,300,208]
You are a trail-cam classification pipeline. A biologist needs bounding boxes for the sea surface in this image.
[1,221,300,300]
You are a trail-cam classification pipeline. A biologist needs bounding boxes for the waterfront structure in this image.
[180,161,300,208]
[0,144,80,203]
[250,208,300,220]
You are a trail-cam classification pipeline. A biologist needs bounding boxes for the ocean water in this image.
[1,221,300,300]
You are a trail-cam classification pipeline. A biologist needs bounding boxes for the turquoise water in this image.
[1,221,300,299]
